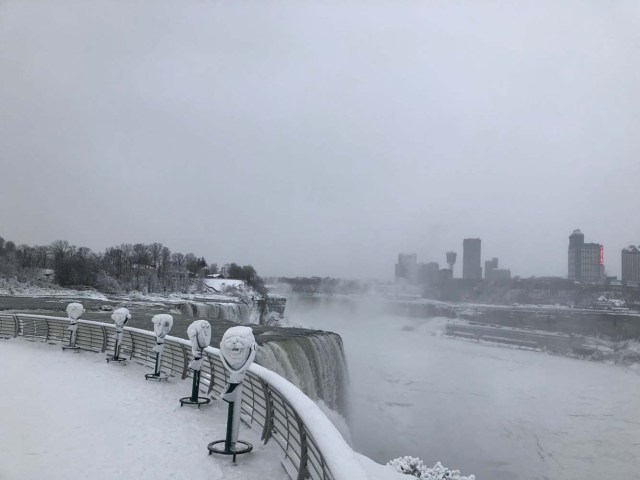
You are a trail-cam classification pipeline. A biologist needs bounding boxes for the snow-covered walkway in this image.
[0,339,288,480]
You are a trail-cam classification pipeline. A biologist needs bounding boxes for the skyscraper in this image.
[484,257,511,281]
[622,246,640,284]
[568,229,604,283]
[462,238,482,280]
[568,229,584,281]
[395,253,418,283]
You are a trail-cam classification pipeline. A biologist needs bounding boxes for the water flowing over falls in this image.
[255,333,348,414]
[174,300,350,414]
[176,296,286,325]
[176,301,253,323]
[174,301,350,414]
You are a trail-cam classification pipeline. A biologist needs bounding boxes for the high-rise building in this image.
[484,257,498,275]
[485,257,511,281]
[462,238,482,280]
[568,229,604,283]
[622,246,640,284]
[419,262,440,285]
[568,229,584,281]
[395,253,418,283]
[581,243,603,283]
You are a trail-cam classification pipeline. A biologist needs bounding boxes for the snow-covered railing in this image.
[0,313,19,338]
[0,313,368,480]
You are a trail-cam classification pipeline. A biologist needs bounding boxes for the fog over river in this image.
[285,295,640,480]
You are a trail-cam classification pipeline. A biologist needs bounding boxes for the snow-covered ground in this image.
[0,336,410,480]
[122,291,236,303]
[286,296,640,480]
[0,278,109,300]
[0,340,288,480]
[0,278,239,303]
[204,278,246,292]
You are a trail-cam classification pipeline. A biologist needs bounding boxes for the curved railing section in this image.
[0,313,368,480]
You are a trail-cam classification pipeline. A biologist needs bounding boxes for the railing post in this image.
[180,344,189,380]
[44,318,50,342]
[100,325,107,352]
[207,354,216,394]
[246,376,257,424]
[259,379,275,444]
[296,414,310,480]
[87,323,94,350]
[168,344,178,376]
[129,332,136,359]
[13,315,19,337]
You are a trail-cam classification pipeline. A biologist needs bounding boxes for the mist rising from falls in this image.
[256,333,348,415]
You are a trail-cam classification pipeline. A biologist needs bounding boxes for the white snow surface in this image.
[0,278,108,300]
[0,335,400,480]
[125,291,236,303]
[0,339,287,480]
[0,278,238,304]
[204,279,246,292]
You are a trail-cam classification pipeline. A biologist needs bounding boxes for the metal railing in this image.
[0,313,368,480]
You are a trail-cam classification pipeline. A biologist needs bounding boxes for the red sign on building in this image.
[600,246,604,266]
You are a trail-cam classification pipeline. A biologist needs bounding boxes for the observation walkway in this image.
[0,313,384,480]
[0,339,285,480]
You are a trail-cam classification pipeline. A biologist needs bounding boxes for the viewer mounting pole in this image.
[207,326,257,463]
[179,320,212,408]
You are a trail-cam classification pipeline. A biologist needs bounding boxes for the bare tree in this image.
[50,240,70,259]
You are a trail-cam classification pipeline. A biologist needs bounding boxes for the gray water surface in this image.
[286,295,640,480]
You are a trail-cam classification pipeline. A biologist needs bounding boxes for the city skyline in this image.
[1,224,639,281]
[395,228,638,283]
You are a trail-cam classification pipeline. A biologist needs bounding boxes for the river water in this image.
[285,295,640,480]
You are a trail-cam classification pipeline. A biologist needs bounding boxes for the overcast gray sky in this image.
[1,0,638,279]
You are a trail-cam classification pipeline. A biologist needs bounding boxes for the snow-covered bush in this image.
[95,272,123,294]
[387,457,475,480]
[387,456,425,477]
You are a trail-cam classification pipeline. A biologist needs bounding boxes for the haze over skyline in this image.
[1,1,639,279]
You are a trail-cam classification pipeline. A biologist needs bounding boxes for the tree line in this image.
[0,235,266,295]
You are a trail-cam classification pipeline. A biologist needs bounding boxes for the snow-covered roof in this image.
[204,278,246,292]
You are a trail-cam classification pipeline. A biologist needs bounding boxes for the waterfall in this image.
[175,296,285,325]
[176,301,252,323]
[256,332,348,415]
[175,299,349,418]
